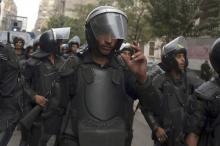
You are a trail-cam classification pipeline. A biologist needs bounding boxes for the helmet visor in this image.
[51,27,71,40]
[90,13,127,40]
[164,36,188,55]
[68,35,80,45]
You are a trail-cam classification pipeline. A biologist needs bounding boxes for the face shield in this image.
[68,35,81,46]
[90,13,128,40]
[0,31,32,48]
[26,39,34,48]
[163,36,188,55]
[51,27,71,40]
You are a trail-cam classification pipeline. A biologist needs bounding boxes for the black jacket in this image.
[144,71,203,146]
[0,43,25,129]
[184,77,220,146]
[58,50,160,146]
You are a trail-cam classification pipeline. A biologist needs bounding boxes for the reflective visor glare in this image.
[90,13,127,39]
[177,37,188,50]
[52,27,71,40]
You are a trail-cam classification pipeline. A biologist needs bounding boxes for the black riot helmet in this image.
[68,35,80,48]
[39,27,70,55]
[85,6,128,51]
[118,42,135,56]
[160,36,188,72]
[209,38,220,74]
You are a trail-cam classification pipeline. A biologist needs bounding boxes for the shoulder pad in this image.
[0,43,8,61]
[152,73,166,88]
[148,64,164,78]
[59,55,81,76]
[68,55,81,67]
[26,57,41,66]
[195,79,220,100]
[186,71,204,88]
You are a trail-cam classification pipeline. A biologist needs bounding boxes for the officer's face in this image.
[96,33,118,55]
[120,50,132,60]
[175,53,186,71]
[62,47,70,54]
[71,44,78,53]
[15,40,24,50]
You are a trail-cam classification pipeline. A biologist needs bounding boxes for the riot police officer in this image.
[0,39,25,145]
[58,6,159,146]
[21,27,70,146]
[61,44,71,59]
[13,37,25,58]
[143,36,203,146]
[184,38,220,146]
[68,35,80,54]
[11,36,31,146]
[118,43,135,59]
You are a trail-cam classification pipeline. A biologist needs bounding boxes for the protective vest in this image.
[154,73,195,146]
[71,59,134,146]
[195,78,220,146]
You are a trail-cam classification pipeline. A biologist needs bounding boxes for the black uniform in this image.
[142,36,203,146]
[58,6,159,146]
[184,37,220,146]
[184,77,220,146]
[23,54,65,146]
[21,27,71,146]
[0,43,25,146]
[200,61,212,81]
[145,72,202,146]
[59,49,159,146]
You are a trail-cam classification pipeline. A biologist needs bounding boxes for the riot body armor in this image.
[184,37,220,146]
[184,77,220,146]
[71,53,133,146]
[59,6,159,146]
[58,50,159,146]
[0,43,24,128]
[0,43,25,146]
[24,54,65,146]
[150,72,203,146]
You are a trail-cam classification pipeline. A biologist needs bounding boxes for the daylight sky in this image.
[14,0,41,31]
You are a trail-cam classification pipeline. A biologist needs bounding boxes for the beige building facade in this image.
[34,0,97,33]
[63,0,97,17]
[0,0,17,31]
[34,0,57,33]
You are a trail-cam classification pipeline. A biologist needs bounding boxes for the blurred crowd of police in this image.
[0,5,220,146]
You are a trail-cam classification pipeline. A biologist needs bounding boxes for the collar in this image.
[82,50,119,69]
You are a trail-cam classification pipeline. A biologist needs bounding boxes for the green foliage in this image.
[147,0,201,41]
[43,0,220,45]
[196,0,220,36]
[98,0,152,44]
[118,0,153,44]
